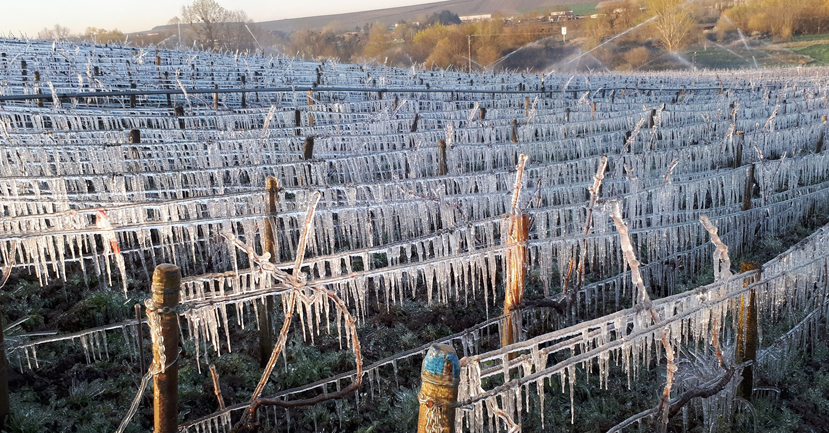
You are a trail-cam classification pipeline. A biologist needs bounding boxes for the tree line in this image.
[35,0,829,71]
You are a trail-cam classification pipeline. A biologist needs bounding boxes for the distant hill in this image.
[146,0,596,35]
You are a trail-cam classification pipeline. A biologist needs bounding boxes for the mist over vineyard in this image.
[1,3,829,431]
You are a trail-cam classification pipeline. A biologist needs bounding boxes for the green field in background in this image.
[569,2,599,16]
[794,44,829,64]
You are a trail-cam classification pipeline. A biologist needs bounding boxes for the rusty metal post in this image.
[258,177,278,367]
[502,214,529,353]
[736,262,759,400]
[437,140,448,176]
[149,264,180,433]
[417,344,460,433]
[0,315,9,431]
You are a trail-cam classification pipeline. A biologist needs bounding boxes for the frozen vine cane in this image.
[700,215,732,281]
[231,192,364,429]
[574,156,608,291]
[609,201,675,432]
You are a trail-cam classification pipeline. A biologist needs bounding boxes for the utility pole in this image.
[467,34,472,74]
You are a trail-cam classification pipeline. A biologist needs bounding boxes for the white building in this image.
[459,14,492,22]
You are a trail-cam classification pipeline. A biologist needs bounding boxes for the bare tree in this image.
[645,0,697,52]
[182,0,230,49]
[37,24,72,41]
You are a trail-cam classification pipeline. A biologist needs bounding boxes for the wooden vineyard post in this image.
[510,119,518,143]
[307,90,315,127]
[259,177,278,368]
[303,136,315,160]
[417,344,460,433]
[0,314,9,431]
[502,213,529,354]
[130,83,136,108]
[736,262,759,400]
[148,264,181,433]
[734,131,744,168]
[213,84,219,110]
[34,71,43,108]
[743,163,755,211]
[438,139,448,176]
[240,75,247,108]
[175,106,185,130]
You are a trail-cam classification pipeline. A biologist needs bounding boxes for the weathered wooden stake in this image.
[734,131,744,168]
[437,139,448,176]
[510,118,518,143]
[34,71,43,108]
[150,264,180,433]
[240,75,247,108]
[129,129,141,144]
[213,84,219,110]
[129,83,137,108]
[742,163,755,211]
[417,344,459,433]
[411,112,419,132]
[307,90,315,127]
[303,136,315,160]
[259,177,278,368]
[736,262,759,400]
[502,214,529,354]
[175,106,185,130]
[0,315,9,431]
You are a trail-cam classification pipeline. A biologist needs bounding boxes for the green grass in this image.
[790,32,829,43]
[569,2,599,16]
[687,46,755,69]
[793,44,829,64]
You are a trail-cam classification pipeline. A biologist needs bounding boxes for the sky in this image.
[0,0,448,37]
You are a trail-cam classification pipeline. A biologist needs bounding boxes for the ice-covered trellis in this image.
[1,35,829,432]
